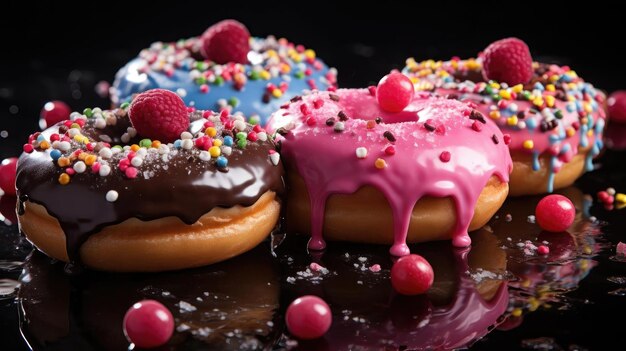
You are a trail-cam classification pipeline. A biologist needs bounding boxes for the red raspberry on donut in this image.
[129,89,189,143]
[482,38,533,85]
[200,19,250,64]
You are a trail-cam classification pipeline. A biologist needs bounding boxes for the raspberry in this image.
[128,89,189,143]
[200,20,250,64]
[482,38,533,85]
[608,91,626,123]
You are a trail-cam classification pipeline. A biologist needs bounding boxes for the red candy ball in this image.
[123,300,174,348]
[535,194,575,232]
[286,295,332,339]
[376,72,414,113]
[608,91,626,123]
[0,158,18,196]
[391,254,434,295]
[40,101,71,129]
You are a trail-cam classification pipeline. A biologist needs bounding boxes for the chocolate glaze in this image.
[16,110,285,261]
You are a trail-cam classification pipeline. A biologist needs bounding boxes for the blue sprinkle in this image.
[36,135,46,142]
[566,103,575,113]
[223,136,234,147]
[561,143,571,153]
[216,156,228,168]
[533,82,545,91]
[549,134,560,143]
[174,140,182,149]
[532,152,540,171]
[575,100,583,112]
[50,149,62,161]
[547,156,556,193]
[561,74,572,83]
[526,118,537,130]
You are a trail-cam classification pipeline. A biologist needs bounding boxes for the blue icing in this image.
[112,37,335,126]
[532,151,540,171]
[547,156,556,193]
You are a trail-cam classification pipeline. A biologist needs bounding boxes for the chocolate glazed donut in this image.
[16,106,284,272]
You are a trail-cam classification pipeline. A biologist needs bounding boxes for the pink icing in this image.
[267,89,512,255]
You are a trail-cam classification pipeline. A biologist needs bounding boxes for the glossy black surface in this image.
[2,3,626,350]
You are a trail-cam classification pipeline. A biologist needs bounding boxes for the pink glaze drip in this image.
[268,89,512,255]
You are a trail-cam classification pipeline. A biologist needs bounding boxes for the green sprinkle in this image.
[236,132,247,140]
[139,139,152,148]
[248,115,260,125]
[195,76,207,85]
[113,145,123,150]
[249,71,259,80]
[120,102,130,109]
[554,109,564,119]
[522,91,532,100]
[483,86,493,95]
[195,61,207,71]
[295,71,305,79]
[71,123,81,129]
[237,139,247,149]
[214,76,224,86]
[228,97,239,107]
[83,108,93,118]
[491,93,501,102]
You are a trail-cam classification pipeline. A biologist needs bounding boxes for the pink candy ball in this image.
[286,295,332,339]
[391,254,434,295]
[376,72,414,113]
[123,300,174,348]
[0,158,18,196]
[535,194,575,232]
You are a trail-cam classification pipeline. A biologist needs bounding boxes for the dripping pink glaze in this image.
[267,89,512,255]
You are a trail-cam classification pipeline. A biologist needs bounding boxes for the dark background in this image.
[1,2,626,350]
[1,1,625,159]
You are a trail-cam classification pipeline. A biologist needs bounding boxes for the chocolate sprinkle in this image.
[325,118,335,126]
[375,117,382,124]
[383,131,396,142]
[424,120,436,132]
[517,111,526,119]
[492,134,499,144]
[329,93,340,102]
[290,96,303,103]
[338,111,349,121]
[469,110,486,124]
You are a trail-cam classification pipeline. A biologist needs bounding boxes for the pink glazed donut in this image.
[267,88,512,256]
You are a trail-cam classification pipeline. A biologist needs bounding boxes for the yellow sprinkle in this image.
[587,130,594,137]
[512,84,524,93]
[616,193,626,203]
[583,102,592,113]
[212,139,223,147]
[512,308,523,317]
[581,259,589,269]
[304,49,316,60]
[450,60,459,69]
[151,140,161,148]
[130,144,140,152]
[521,279,531,288]
[489,110,501,119]
[39,140,50,150]
[85,155,97,166]
[375,158,387,169]
[490,82,500,89]
[260,70,271,80]
[209,146,221,158]
[532,97,544,107]
[280,63,291,74]
[73,134,84,143]
[545,95,555,108]
[507,116,518,126]
[546,84,556,92]
[57,157,70,167]
[71,123,81,129]
[466,59,480,70]
[78,153,87,161]
[523,140,534,149]
[266,49,277,58]
[566,128,576,137]
[529,297,540,312]
[205,127,217,137]
[550,74,559,82]
[58,173,70,185]
[499,90,511,100]
[272,88,283,98]
[409,76,419,84]
[567,95,576,102]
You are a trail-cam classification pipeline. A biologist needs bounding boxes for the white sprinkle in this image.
[131,157,143,167]
[57,141,71,152]
[99,147,112,159]
[217,98,227,107]
[176,323,191,332]
[358,256,368,262]
[73,161,86,173]
[199,151,211,161]
[136,148,148,158]
[127,127,137,138]
[181,131,193,140]
[105,190,118,202]
[94,118,106,129]
[68,128,81,137]
[607,187,616,196]
[121,133,130,143]
[221,146,232,156]
[257,132,268,141]
[178,301,197,313]
[234,120,246,131]
[111,147,121,154]
[99,165,111,177]
[176,88,187,97]
[527,215,536,223]
[334,121,345,132]
[99,134,112,143]
[182,139,193,150]
[158,145,170,154]
[286,277,296,284]
[356,147,368,159]
[269,152,280,166]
